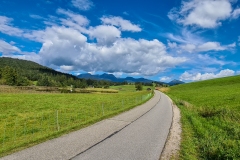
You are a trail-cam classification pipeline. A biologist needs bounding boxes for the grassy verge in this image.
[163,76,240,159]
[0,85,153,157]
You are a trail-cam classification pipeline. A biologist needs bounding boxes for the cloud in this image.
[57,9,89,27]
[0,40,21,55]
[37,27,186,76]
[112,72,123,78]
[196,54,226,66]
[60,65,75,71]
[0,13,187,76]
[167,40,178,49]
[232,8,240,19]
[160,76,171,82]
[71,0,93,11]
[101,16,142,32]
[238,36,240,46]
[0,16,23,36]
[180,69,235,81]
[179,41,234,53]
[29,14,45,20]
[89,25,121,46]
[168,0,232,28]
[180,44,196,53]
[197,42,225,52]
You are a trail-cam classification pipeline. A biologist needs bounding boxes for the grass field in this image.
[0,85,153,157]
[164,76,240,159]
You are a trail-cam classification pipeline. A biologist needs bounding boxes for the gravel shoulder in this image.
[160,98,182,160]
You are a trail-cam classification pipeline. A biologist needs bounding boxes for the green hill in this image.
[0,57,86,87]
[165,76,240,159]
[0,57,115,88]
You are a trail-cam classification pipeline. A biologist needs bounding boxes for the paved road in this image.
[71,91,172,160]
[1,91,172,160]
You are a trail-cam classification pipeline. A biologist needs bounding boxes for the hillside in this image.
[0,57,92,87]
[0,57,76,79]
[165,75,240,159]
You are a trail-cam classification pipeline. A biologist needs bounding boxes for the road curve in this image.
[1,91,172,160]
[71,91,172,160]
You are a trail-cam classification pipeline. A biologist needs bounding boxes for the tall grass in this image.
[165,76,240,159]
[0,85,153,157]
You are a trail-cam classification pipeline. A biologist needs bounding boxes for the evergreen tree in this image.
[135,82,143,91]
[2,66,18,85]
[0,68,2,79]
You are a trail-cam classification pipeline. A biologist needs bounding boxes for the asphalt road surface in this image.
[71,91,172,160]
[1,91,172,160]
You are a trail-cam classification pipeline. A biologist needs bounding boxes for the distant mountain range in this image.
[78,73,154,83]
[168,79,185,86]
[77,73,184,86]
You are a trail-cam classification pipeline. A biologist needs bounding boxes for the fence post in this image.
[56,110,60,131]
[14,118,17,146]
[24,121,26,141]
[102,103,105,116]
[2,120,6,149]
[41,113,43,133]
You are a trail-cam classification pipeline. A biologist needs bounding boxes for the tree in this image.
[0,68,2,79]
[2,66,18,85]
[135,82,143,91]
[37,76,51,86]
[17,76,30,86]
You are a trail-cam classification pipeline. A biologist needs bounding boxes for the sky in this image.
[0,0,240,82]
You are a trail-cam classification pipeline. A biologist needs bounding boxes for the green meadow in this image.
[165,75,240,159]
[0,85,153,157]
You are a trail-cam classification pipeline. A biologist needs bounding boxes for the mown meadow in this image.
[164,75,240,159]
[0,85,153,157]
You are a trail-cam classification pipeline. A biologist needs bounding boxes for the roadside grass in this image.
[164,75,240,159]
[0,85,153,157]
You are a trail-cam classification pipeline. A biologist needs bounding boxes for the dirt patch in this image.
[160,101,181,160]
[156,87,170,93]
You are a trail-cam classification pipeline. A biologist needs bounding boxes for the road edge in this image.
[160,96,182,160]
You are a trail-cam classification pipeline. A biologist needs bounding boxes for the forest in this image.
[0,57,113,88]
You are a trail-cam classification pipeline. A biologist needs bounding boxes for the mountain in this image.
[0,57,77,80]
[168,79,185,86]
[78,73,155,83]
[0,57,87,87]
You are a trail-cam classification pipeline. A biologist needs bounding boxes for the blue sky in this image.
[0,0,240,82]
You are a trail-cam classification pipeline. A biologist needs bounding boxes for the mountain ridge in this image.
[78,73,184,86]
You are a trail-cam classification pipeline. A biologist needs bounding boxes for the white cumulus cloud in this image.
[232,8,240,19]
[0,16,23,36]
[180,69,235,81]
[160,76,171,82]
[88,25,121,46]
[197,42,225,52]
[101,16,142,32]
[71,0,93,11]
[168,0,232,28]
[57,9,89,26]
[37,27,186,76]
[179,41,235,53]
[0,40,21,55]
[0,13,187,76]
[180,44,196,53]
